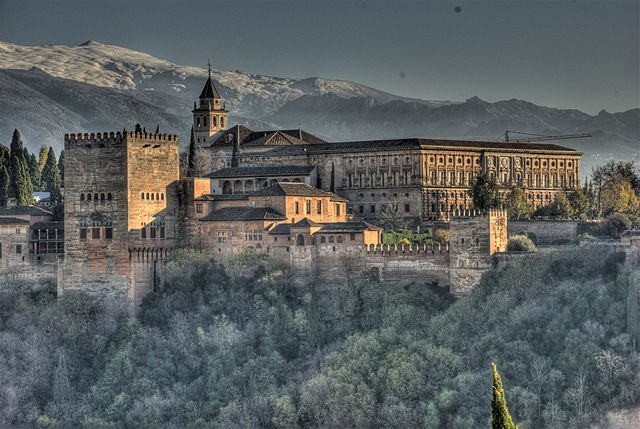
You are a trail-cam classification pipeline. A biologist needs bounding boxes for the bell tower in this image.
[192,61,228,144]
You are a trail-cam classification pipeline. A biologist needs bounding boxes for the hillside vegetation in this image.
[0,246,638,428]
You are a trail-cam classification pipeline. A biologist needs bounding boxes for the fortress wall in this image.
[509,220,578,244]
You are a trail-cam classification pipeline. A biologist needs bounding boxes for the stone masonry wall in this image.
[508,220,578,245]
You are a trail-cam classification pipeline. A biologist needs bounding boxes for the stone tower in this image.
[448,209,508,295]
[59,131,180,305]
[192,62,228,145]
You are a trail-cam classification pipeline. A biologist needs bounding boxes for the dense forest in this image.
[0,245,638,428]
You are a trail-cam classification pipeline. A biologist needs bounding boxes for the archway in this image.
[296,234,305,246]
[233,180,243,194]
[222,181,233,194]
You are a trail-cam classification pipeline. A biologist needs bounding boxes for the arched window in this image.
[94,193,98,201]
[196,117,200,127]
[156,193,159,200]
[146,193,150,200]
[320,236,326,243]
[107,193,112,200]
[100,193,105,201]
[151,193,155,200]
[160,193,164,200]
[220,117,224,128]
[296,234,305,246]
[213,116,217,127]
[222,181,233,195]
[203,116,208,127]
[329,236,335,243]
[337,236,344,243]
[87,193,92,201]
[80,194,85,201]
[141,192,145,200]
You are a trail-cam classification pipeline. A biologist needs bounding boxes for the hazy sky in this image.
[0,0,637,114]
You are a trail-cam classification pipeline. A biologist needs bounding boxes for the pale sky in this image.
[0,0,638,114]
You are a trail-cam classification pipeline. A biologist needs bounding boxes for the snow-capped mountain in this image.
[0,40,637,172]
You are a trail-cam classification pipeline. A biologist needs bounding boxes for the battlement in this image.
[449,208,508,220]
[366,242,449,255]
[64,131,179,146]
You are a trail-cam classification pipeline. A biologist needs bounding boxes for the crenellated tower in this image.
[192,62,228,145]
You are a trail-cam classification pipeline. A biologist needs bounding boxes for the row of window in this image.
[195,115,225,128]
[347,171,412,188]
[80,193,112,202]
[141,225,166,239]
[80,227,113,240]
[347,156,414,168]
[140,192,165,201]
[0,226,24,235]
[292,201,342,216]
[354,203,411,215]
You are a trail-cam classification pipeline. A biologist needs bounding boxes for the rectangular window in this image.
[306,200,311,214]
[15,228,22,235]
[350,233,356,241]
[80,228,87,240]
[317,201,322,214]
[92,228,100,239]
[336,204,341,216]
[358,205,364,214]
[105,227,113,240]
[160,227,165,239]
[370,205,376,213]
[16,244,22,254]
[141,227,146,239]
[196,203,203,214]
[150,227,157,239]
[405,204,411,213]
[217,231,227,243]
[294,202,299,214]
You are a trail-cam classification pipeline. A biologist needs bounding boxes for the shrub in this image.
[506,235,536,252]
[599,212,631,238]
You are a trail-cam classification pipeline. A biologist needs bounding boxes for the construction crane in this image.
[500,130,591,143]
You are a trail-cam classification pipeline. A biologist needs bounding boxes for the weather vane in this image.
[207,58,212,78]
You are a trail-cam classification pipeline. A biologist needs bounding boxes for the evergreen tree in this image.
[627,272,640,350]
[155,124,160,134]
[41,147,62,203]
[188,126,197,176]
[58,150,65,182]
[10,155,33,204]
[0,162,9,206]
[8,129,33,204]
[53,352,72,403]
[491,363,518,429]
[38,144,48,173]
[472,173,500,210]
[503,188,532,220]
[28,152,41,191]
[134,123,143,133]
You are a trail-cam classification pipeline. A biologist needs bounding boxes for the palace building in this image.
[193,75,582,226]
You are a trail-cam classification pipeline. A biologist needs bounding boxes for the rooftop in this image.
[199,76,221,99]
[0,205,53,217]
[199,206,286,222]
[250,182,346,201]
[250,137,580,158]
[0,217,30,225]
[208,165,316,179]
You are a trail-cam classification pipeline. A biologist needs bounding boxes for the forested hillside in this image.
[0,246,638,428]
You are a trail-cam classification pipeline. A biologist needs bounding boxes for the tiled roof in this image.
[208,165,316,178]
[253,138,580,157]
[199,76,221,99]
[0,205,52,216]
[318,221,383,233]
[250,182,335,198]
[208,125,326,147]
[0,217,30,225]
[194,194,249,201]
[291,218,321,228]
[269,223,291,235]
[199,207,285,221]
[31,221,64,230]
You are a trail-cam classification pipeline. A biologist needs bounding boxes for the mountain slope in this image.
[0,40,637,171]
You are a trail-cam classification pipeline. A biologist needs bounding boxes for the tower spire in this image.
[207,58,212,79]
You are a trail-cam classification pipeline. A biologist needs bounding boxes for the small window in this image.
[317,201,322,214]
[295,202,299,214]
[196,203,203,214]
[404,204,410,213]
[107,193,112,200]
[160,226,165,239]
[370,205,376,213]
[306,200,311,214]
[105,227,113,240]
[161,193,164,201]
[350,233,356,241]
[80,228,87,240]
[151,193,155,201]
[100,193,105,201]
[141,227,146,239]
[92,227,100,240]
[320,236,326,243]
[150,227,156,239]
[141,192,145,200]
[336,204,341,216]
[87,193,92,201]
[80,194,85,201]
[358,205,364,214]
[146,193,150,200]
[94,193,98,201]
[15,244,22,254]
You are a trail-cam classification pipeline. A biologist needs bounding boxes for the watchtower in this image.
[192,62,228,145]
[59,131,180,304]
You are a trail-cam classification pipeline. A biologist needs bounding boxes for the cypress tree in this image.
[41,147,62,203]
[627,272,640,350]
[58,150,65,182]
[134,123,142,133]
[491,363,518,429]
[10,155,33,204]
[38,144,48,173]
[0,162,9,206]
[155,124,160,134]
[9,128,23,157]
[53,352,72,403]
[28,152,41,191]
[188,126,197,176]
[473,173,500,210]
